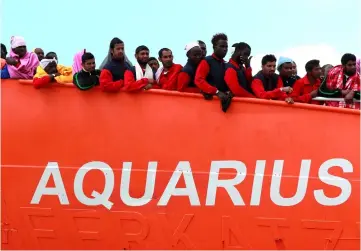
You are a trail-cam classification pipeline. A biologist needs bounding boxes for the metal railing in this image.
[312,97,360,102]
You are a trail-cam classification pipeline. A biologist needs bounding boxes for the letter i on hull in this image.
[250,160,266,206]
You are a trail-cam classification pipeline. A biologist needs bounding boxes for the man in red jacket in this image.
[177,42,203,93]
[123,45,155,91]
[224,42,254,97]
[156,48,182,90]
[291,59,321,104]
[99,37,132,92]
[251,54,294,104]
[194,33,230,101]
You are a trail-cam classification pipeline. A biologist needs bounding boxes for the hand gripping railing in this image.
[312,97,360,102]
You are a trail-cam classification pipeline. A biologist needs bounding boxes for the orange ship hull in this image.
[1,79,360,250]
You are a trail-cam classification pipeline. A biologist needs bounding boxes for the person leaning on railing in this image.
[72,52,101,91]
[317,53,360,108]
[291,60,322,104]
[318,78,360,101]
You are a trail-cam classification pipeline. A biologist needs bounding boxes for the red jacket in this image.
[177,72,200,93]
[123,68,150,91]
[291,74,321,104]
[99,69,124,92]
[194,54,224,95]
[158,64,182,90]
[224,59,254,97]
[251,73,288,100]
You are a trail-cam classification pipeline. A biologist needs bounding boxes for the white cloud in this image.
[250,44,343,76]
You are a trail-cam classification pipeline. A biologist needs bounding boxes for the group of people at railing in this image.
[1,34,360,111]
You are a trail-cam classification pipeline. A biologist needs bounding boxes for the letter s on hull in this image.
[314,158,353,206]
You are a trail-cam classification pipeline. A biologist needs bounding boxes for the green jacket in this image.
[318,78,360,100]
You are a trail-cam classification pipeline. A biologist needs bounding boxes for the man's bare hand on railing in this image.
[342,90,351,96]
[281,86,293,94]
[310,89,318,98]
[344,90,355,103]
[285,97,294,104]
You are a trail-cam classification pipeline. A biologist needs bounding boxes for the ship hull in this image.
[1,80,360,250]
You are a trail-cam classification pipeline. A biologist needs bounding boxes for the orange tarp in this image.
[1,79,360,250]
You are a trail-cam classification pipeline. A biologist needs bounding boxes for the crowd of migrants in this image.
[1,34,360,111]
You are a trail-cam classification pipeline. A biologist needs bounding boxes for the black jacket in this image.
[73,69,101,90]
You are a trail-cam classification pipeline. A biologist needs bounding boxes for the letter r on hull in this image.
[206,161,247,206]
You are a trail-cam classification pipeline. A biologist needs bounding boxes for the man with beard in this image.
[124,45,154,91]
[325,53,360,109]
[224,42,254,97]
[291,59,322,104]
[99,37,132,92]
[155,48,182,90]
[194,33,230,100]
[251,54,294,104]
[277,57,297,87]
[177,42,203,93]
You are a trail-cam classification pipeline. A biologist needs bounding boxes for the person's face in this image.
[136,49,149,64]
[188,47,202,65]
[199,42,207,58]
[159,50,174,68]
[1,47,7,59]
[344,60,356,76]
[310,64,322,79]
[238,48,251,64]
[213,39,228,59]
[148,59,159,72]
[13,46,27,58]
[240,48,251,58]
[292,62,297,76]
[262,61,276,76]
[46,53,58,61]
[44,61,58,74]
[279,62,293,78]
[35,48,44,61]
[321,65,333,80]
[82,58,96,72]
[112,43,124,60]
